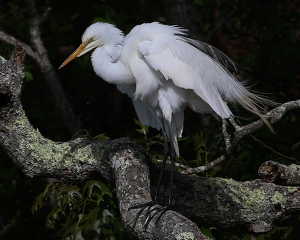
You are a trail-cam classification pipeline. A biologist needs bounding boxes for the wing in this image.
[137,32,270,120]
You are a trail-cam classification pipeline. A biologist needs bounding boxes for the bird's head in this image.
[59,22,124,69]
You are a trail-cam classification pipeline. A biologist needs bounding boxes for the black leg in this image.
[168,138,176,205]
[144,122,176,227]
[154,125,169,202]
[128,121,175,228]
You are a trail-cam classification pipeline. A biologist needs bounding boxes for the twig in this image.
[39,7,52,23]
[181,155,227,174]
[0,31,38,60]
[180,100,300,174]
[228,116,242,131]
[156,159,189,170]
[250,134,299,163]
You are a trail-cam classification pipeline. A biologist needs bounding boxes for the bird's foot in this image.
[128,201,171,229]
[128,200,156,228]
[144,204,171,229]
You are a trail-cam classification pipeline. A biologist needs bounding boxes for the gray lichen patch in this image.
[13,111,106,178]
[270,191,287,209]
[19,129,73,172]
[175,232,195,240]
[195,178,270,222]
[227,182,268,221]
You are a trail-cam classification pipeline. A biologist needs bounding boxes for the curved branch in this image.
[181,100,300,174]
[25,0,81,135]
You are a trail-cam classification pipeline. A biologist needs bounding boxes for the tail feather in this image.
[225,81,276,131]
[188,38,276,129]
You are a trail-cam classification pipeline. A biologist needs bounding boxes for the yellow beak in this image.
[59,38,93,69]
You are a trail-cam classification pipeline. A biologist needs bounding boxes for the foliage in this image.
[0,148,51,240]
[32,180,137,240]
[72,129,110,142]
[134,119,164,161]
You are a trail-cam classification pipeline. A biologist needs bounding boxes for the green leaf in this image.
[24,71,33,82]
[32,183,51,213]
[134,119,149,135]
[102,209,113,224]
[100,183,113,198]
[83,180,102,197]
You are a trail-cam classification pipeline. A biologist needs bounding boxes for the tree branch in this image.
[259,160,300,185]
[25,0,81,135]
[0,30,38,60]
[181,100,300,174]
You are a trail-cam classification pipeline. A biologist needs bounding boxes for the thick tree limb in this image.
[152,170,300,233]
[259,161,300,185]
[1,45,300,239]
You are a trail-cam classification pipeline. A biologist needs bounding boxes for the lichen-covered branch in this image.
[259,161,300,185]
[156,174,300,233]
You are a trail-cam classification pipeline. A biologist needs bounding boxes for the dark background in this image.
[0,0,300,239]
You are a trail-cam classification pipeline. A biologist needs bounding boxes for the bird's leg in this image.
[153,126,169,202]
[144,122,175,227]
[128,124,170,228]
[168,140,176,205]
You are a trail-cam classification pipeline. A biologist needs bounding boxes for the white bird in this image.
[59,22,272,226]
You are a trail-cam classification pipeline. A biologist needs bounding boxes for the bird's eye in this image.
[86,38,94,45]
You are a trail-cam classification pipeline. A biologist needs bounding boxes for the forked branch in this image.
[180,100,300,174]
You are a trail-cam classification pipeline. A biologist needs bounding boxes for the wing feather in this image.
[138,35,233,118]
[138,31,273,123]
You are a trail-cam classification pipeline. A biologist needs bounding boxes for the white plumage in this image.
[60,22,271,156]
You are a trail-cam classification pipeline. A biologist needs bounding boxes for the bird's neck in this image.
[91,46,134,85]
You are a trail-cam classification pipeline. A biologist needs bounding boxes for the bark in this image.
[1,45,300,239]
[259,160,300,185]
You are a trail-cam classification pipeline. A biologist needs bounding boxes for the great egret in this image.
[59,22,272,226]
